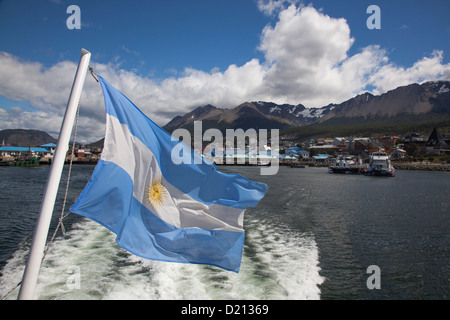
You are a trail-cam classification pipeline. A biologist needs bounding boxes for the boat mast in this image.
[18,49,91,300]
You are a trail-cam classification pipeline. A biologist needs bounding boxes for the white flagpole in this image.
[18,49,91,300]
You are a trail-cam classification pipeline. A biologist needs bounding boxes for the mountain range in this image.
[163,80,450,135]
[0,129,56,147]
[1,81,449,147]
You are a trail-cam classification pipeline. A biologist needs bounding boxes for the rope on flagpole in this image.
[42,66,100,259]
[89,66,99,82]
[42,101,81,262]
[42,66,101,267]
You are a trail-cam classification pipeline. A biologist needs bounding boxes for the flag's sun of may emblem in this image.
[146,177,168,209]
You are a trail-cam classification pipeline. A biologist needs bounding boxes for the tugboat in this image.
[364,152,395,177]
[329,155,363,174]
[9,155,40,167]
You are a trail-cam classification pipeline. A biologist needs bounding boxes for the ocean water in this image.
[0,165,448,300]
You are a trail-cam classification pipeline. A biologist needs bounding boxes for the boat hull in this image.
[364,168,395,177]
[329,166,362,174]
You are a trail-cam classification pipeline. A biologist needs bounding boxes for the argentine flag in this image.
[70,76,268,272]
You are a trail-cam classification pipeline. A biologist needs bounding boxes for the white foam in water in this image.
[1,216,324,300]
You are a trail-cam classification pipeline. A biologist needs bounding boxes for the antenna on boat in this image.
[17,49,91,300]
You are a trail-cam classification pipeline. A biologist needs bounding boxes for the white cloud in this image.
[0,52,105,143]
[256,0,301,16]
[0,107,8,117]
[258,5,356,106]
[256,5,450,106]
[0,52,79,113]
[0,4,449,143]
[368,50,450,94]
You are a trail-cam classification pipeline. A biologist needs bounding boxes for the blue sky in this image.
[1,0,448,77]
[0,0,268,78]
[0,0,449,142]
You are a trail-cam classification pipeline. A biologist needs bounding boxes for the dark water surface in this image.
[0,165,448,299]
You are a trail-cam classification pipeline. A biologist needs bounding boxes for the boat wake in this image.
[1,215,324,300]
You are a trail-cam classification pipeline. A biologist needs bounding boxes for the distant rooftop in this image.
[313,154,330,159]
[40,143,57,147]
[0,147,51,152]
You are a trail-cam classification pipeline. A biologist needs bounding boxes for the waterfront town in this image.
[0,127,449,171]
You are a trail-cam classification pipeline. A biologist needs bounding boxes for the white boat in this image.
[328,155,363,174]
[364,152,395,177]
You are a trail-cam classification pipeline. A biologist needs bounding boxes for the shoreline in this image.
[301,161,450,172]
[2,159,450,172]
[214,160,450,172]
[282,161,450,172]
[391,161,450,172]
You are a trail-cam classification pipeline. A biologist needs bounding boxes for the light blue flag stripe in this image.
[70,76,267,272]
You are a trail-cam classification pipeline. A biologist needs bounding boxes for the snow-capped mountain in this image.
[163,80,450,133]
